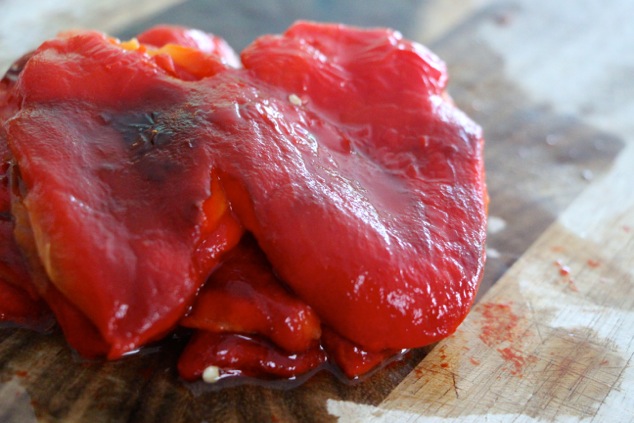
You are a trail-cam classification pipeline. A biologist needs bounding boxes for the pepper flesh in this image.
[0,22,487,380]
[201,22,487,351]
[4,29,243,358]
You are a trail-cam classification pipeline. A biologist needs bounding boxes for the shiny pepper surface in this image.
[1,22,487,379]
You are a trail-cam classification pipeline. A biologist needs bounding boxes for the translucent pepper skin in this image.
[1,22,487,378]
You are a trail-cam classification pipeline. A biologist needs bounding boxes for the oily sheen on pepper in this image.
[0,22,487,381]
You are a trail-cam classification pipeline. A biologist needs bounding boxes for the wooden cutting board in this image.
[1,0,632,421]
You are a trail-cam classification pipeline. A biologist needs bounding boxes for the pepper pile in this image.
[0,22,487,382]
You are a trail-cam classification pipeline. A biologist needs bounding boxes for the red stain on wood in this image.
[497,347,537,376]
[479,303,519,345]
[469,357,480,366]
[567,278,579,292]
[414,367,424,378]
[554,260,578,291]
[438,345,448,361]
[478,302,537,377]
[555,261,571,276]
[14,370,28,378]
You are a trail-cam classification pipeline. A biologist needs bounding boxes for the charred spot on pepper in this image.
[128,112,173,148]
[99,111,175,153]
[99,109,205,157]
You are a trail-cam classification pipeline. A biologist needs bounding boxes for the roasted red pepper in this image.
[4,28,244,358]
[0,22,487,381]
[219,22,487,353]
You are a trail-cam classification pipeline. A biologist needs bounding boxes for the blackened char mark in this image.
[100,111,176,156]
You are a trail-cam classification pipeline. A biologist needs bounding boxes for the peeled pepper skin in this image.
[2,22,486,374]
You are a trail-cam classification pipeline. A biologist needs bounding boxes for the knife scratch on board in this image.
[451,371,460,399]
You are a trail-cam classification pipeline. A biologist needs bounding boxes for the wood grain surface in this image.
[0,0,632,422]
